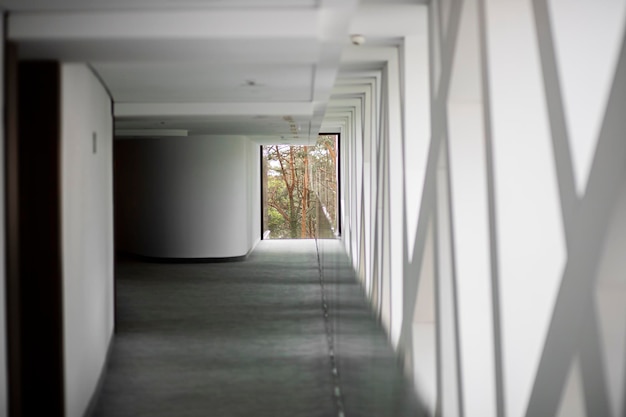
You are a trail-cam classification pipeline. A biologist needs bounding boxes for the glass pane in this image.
[262,134,338,239]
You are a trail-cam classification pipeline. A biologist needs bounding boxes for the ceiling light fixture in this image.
[350,34,366,46]
[243,79,265,87]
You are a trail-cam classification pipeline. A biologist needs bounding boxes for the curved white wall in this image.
[61,63,114,417]
[115,135,260,259]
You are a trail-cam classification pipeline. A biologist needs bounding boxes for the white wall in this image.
[61,63,114,417]
[485,2,566,415]
[245,139,261,251]
[115,135,260,258]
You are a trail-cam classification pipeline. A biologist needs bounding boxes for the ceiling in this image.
[0,0,321,11]
[2,0,426,144]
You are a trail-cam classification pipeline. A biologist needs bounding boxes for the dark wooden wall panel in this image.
[6,57,65,416]
[5,40,22,417]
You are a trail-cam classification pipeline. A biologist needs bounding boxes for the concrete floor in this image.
[91,239,427,417]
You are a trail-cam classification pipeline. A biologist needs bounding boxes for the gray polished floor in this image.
[92,239,427,417]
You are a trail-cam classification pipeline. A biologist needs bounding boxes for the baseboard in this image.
[115,251,249,263]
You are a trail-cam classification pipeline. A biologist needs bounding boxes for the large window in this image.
[262,134,338,239]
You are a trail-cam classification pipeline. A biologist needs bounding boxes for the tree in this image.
[263,135,338,239]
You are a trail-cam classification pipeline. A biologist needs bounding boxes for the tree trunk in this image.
[301,146,309,238]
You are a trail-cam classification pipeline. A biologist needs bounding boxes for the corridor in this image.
[91,240,426,417]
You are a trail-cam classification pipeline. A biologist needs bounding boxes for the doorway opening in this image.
[262,134,339,239]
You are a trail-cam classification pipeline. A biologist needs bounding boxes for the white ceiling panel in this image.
[115,114,312,137]
[17,39,320,64]
[95,62,315,103]
[0,0,319,11]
